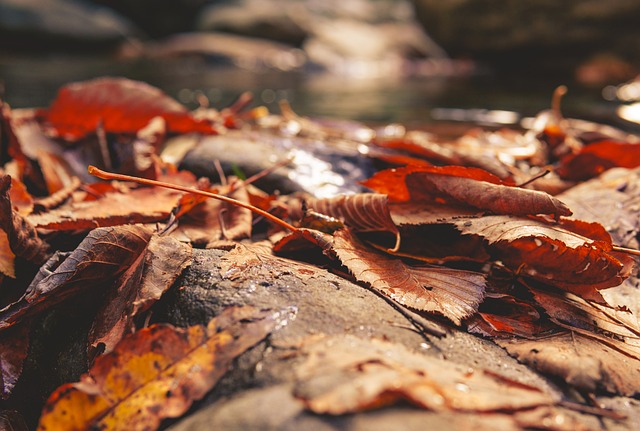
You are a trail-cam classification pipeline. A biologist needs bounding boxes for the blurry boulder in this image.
[412,0,640,74]
[0,0,139,52]
[197,0,448,75]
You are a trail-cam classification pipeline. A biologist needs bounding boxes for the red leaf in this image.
[558,141,640,181]
[363,165,508,203]
[43,77,216,140]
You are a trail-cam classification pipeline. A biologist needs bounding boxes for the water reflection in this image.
[0,55,615,126]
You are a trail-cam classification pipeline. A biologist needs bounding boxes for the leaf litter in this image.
[0,77,639,429]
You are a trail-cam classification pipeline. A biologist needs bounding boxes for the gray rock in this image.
[154,247,563,431]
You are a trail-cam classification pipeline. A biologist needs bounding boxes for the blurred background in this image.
[2,0,640,127]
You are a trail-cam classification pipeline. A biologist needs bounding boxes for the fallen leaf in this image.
[37,306,278,431]
[0,175,51,267]
[132,235,193,315]
[43,77,216,141]
[0,225,152,332]
[363,165,505,203]
[558,141,640,181]
[0,324,29,399]
[291,194,400,249]
[499,332,640,396]
[404,170,571,218]
[558,167,640,249]
[168,186,253,246]
[27,181,187,232]
[331,229,485,325]
[451,215,630,299]
[294,335,558,414]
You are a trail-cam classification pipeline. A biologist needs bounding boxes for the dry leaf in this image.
[0,225,152,332]
[332,229,485,325]
[499,332,640,396]
[451,215,630,299]
[294,335,558,414]
[0,175,51,267]
[405,171,572,218]
[37,306,278,431]
[132,235,192,315]
[0,324,29,399]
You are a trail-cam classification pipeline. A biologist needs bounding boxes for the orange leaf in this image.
[332,229,485,325]
[43,77,216,141]
[37,306,278,431]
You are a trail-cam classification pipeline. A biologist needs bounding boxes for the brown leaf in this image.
[557,167,640,249]
[291,194,400,249]
[363,165,501,202]
[332,229,485,325]
[27,179,189,232]
[168,186,253,245]
[37,306,278,431]
[451,215,630,299]
[43,77,216,141]
[526,286,640,360]
[499,332,640,396]
[294,335,558,414]
[405,171,571,218]
[132,235,192,315]
[0,225,152,332]
[0,324,29,399]
[0,175,50,266]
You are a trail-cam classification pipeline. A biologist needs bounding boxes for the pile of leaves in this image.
[1,77,640,429]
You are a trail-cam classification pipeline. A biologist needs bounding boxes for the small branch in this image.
[87,165,298,233]
[516,169,551,188]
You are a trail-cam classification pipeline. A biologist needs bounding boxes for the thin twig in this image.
[612,245,640,257]
[87,165,298,233]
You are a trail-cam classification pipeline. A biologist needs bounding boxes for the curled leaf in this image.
[293,194,400,249]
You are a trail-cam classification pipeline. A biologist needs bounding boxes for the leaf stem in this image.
[87,165,298,233]
[612,245,640,257]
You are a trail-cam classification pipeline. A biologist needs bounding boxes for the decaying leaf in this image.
[168,186,253,246]
[37,306,278,431]
[332,229,485,325]
[0,225,152,332]
[499,332,640,396]
[558,167,640,249]
[294,335,558,414]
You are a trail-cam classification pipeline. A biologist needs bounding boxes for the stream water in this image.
[0,54,625,129]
